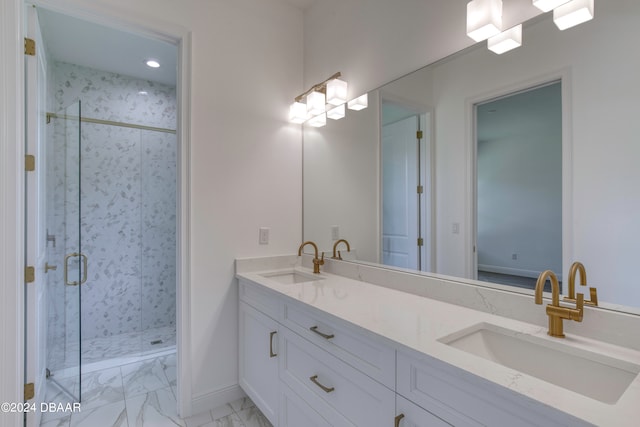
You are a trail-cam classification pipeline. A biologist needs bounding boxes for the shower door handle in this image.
[64,252,88,286]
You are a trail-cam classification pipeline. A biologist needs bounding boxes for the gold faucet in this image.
[331,239,351,260]
[563,261,598,306]
[535,270,584,338]
[297,241,324,274]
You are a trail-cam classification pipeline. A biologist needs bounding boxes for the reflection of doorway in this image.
[381,101,431,271]
[474,82,562,291]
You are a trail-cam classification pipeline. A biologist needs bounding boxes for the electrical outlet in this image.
[331,225,340,240]
[512,253,518,260]
[259,227,269,245]
[452,223,460,234]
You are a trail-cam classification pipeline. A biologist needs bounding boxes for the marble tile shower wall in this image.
[47,62,176,370]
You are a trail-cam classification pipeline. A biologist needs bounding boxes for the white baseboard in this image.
[189,384,246,417]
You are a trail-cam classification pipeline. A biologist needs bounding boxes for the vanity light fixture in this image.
[487,24,522,54]
[467,0,503,42]
[326,78,348,106]
[553,0,594,30]
[532,0,571,12]
[347,94,368,111]
[306,90,326,116]
[289,101,308,124]
[327,104,346,120]
[307,113,327,128]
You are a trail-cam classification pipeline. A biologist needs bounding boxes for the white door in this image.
[382,116,420,269]
[24,5,48,426]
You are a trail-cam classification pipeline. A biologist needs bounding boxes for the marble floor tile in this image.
[228,397,255,413]
[159,353,177,388]
[41,378,78,423]
[40,416,71,427]
[125,387,185,427]
[121,357,170,399]
[69,400,127,427]
[236,406,273,427]
[209,403,234,421]
[201,413,244,427]
[79,367,125,410]
[182,408,212,427]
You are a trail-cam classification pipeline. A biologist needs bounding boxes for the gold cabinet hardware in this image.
[24,383,35,400]
[535,270,584,338]
[331,239,351,260]
[563,261,598,306]
[64,252,88,286]
[394,413,405,427]
[309,375,334,393]
[310,326,334,340]
[24,38,35,56]
[269,331,277,358]
[298,241,324,273]
[45,263,57,273]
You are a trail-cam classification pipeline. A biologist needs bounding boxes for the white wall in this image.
[2,0,304,419]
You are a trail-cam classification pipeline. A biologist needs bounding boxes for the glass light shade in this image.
[327,104,345,120]
[347,94,368,111]
[467,0,503,42]
[488,25,522,54]
[326,78,348,106]
[306,91,326,115]
[553,0,594,30]
[307,113,327,128]
[532,0,571,12]
[289,101,308,124]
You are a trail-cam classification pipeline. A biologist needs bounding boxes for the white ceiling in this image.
[37,8,177,86]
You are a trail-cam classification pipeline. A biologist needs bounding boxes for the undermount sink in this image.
[260,270,324,285]
[439,323,639,404]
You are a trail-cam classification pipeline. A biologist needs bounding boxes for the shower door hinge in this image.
[24,38,35,56]
[417,185,424,194]
[25,266,35,283]
[25,154,35,172]
[416,130,423,140]
[417,238,424,247]
[24,383,35,400]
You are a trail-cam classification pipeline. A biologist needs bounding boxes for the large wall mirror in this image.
[303,0,640,313]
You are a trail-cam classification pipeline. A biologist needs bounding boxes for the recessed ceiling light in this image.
[145,59,160,68]
[138,91,148,96]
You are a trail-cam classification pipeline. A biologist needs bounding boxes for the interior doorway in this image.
[381,100,432,271]
[24,5,181,425]
[474,81,562,291]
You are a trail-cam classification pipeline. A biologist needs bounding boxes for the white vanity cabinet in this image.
[395,395,452,427]
[238,301,279,425]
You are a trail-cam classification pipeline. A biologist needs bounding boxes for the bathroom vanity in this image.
[236,255,640,427]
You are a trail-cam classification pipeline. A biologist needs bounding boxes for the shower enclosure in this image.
[46,93,177,396]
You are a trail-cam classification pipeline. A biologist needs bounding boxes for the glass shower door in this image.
[60,99,84,401]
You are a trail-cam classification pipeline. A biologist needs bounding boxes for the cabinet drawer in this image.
[282,301,395,388]
[239,278,279,319]
[280,383,332,427]
[397,350,589,427]
[280,328,395,427]
[396,394,452,427]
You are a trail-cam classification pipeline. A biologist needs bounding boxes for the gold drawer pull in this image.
[394,413,405,427]
[310,326,334,340]
[309,375,335,393]
[269,331,277,358]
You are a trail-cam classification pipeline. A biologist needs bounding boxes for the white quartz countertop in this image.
[236,265,640,426]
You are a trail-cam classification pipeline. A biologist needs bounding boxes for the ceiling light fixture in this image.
[532,0,571,12]
[553,0,594,30]
[467,0,503,42]
[145,59,160,68]
[488,24,522,54]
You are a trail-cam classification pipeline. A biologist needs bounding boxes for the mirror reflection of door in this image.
[381,101,431,271]
[475,81,562,291]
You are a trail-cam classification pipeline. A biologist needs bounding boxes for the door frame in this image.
[465,69,573,284]
[0,0,193,423]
